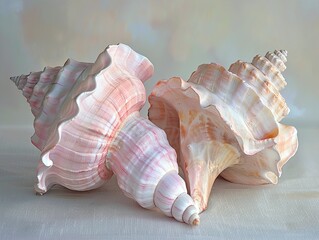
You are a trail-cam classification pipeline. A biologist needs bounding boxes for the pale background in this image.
[0,0,318,127]
[1,1,319,239]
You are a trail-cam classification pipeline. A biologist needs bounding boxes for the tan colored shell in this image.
[229,50,289,121]
[148,50,298,212]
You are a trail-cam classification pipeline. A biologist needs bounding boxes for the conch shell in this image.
[11,44,200,225]
[148,50,298,212]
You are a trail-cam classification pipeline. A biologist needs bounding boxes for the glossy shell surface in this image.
[148,50,298,212]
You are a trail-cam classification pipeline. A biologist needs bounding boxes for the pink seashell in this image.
[11,44,199,225]
[148,50,298,212]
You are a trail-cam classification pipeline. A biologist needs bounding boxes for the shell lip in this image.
[36,44,152,186]
[39,43,144,156]
[150,76,279,155]
[191,63,280,136]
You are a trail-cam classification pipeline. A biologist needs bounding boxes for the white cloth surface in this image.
[0,126,318,239]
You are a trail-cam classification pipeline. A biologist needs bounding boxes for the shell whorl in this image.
[155,172,200,225]
[107,113,200,225]
[229,50,289,121]
[11,67,62,116]
[251,50,287,91]
[265,50,287,72]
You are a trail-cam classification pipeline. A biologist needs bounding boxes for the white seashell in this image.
[107,112,199,225]
[229,49,289,121]
[148,50,298,212]
[11,44,199,225]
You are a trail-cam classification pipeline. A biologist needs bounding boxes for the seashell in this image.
[11,44,199,225]
[148,50,298,212]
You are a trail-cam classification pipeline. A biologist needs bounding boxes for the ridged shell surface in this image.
[148,50,298,212]
[107,113,200,225]
[12,44,153,193]
[11,44,200,225]
[229,50,289,121]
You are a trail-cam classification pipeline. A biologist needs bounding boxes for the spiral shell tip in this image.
[191,215,200,226]
[10,76,18,85]
[280,49,288,57]
[274,49,288,63]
